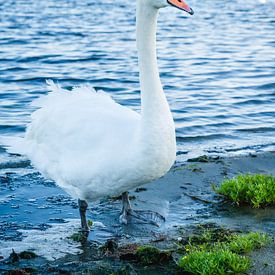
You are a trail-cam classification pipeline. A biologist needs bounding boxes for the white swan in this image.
[7,0,193,230]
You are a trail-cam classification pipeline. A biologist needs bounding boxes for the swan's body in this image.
[7,0,193,228]
[23,80,175,201]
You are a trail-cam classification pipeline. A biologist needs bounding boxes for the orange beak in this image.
[167,0,194,15]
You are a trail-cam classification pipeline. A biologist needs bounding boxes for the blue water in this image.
[0,0,275,161]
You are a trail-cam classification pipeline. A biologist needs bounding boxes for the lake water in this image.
[0,0,274,161]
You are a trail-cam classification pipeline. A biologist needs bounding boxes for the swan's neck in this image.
[136,2,174,134]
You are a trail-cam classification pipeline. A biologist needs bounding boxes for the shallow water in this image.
[0,0,274,159]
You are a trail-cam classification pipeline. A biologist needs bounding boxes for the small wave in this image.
[1,77,90,85]
[37,30,85,38]
[177,133,237,142]
[16,54,61,63]
[235,99,267,106]
[0,66,27,73]
[245,111,275,117]
[257,83,275,90]
[0,146,6,153]
[43,55,110,64]
[1,77,50,84]
[176,122,236,134]
[0,159,30,170]
[0,125,25,134]
[225,142,275,153]
[236,127,275,133]
[0,39,29,45]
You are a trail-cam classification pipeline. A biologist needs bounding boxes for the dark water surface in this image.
[0,0,274,160]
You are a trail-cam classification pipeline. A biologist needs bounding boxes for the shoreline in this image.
[0,151,274,273]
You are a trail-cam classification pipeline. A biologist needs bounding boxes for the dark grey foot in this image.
[119,191,165,227]
[78,199,89,233]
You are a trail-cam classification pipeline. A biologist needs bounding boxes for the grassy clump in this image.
[178,227,270,275]
[186,227,233,246]
[179,249,250,275]
[136,246,172,265]
[228,232,270,254]
[214,174,275,207]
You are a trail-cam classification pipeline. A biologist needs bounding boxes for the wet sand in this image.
[0,152,274,274]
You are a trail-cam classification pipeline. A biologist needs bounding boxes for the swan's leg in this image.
[78,199,89,232]
[119,191,131,225]
[119,191,165,227]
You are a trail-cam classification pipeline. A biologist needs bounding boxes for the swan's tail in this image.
[46,79,61,92]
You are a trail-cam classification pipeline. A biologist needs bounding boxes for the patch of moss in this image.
[178,226,270,274]
[87,219,93,227]
[136,246,172,265]
[183,224,234,247]
[214,174,275,208]
[68,232,86,242]
[179,249,250,275]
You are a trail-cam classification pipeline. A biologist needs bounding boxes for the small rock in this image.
[18,251,37,259]
[102,239,118,254]
[5,269,29,275]
[135,187,147,192]
[187,155,221,163]
[9,249,19,263]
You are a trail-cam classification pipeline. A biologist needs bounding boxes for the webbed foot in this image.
[119,191,165,227]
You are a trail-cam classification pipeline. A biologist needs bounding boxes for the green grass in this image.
[179,249,250,275]
[178,228,270,275]
[228,232,270,254]
[214,174,275,208]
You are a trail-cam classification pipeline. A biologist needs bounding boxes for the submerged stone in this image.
[9,249,19,263]
[187,155,221,163]
[136,246,172,265]
[18,251,37,259]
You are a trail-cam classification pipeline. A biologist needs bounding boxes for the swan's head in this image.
[152,0,194,14]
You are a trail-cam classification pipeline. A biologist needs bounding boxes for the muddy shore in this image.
[0,152,274,274]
